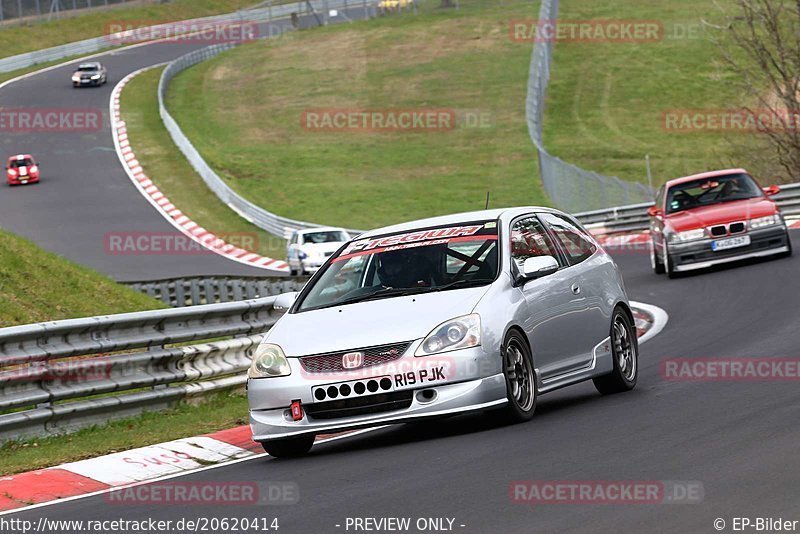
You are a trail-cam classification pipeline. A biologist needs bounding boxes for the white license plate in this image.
[712,235,750,251]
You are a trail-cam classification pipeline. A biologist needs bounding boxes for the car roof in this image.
[666,168,750,188]
[356,207,558,239]
[8,154,33,160]
[77,62,101,68]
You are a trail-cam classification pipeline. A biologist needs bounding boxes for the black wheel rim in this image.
[612,314,637,382]
[504,340,535,411]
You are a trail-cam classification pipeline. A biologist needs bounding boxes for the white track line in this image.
[0,426,387,517]
[109,67,288,272]
[630,301,669,345]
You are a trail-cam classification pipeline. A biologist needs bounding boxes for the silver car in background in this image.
[249,207,638,457]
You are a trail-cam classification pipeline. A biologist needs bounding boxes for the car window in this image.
[296,221,499,312]
[665,173,763,214]
[539,213,596,265]
[510,216,562,271]
[301,231,347,244]
[9,159,33,168]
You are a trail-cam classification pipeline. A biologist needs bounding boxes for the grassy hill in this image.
[0,229,164,327]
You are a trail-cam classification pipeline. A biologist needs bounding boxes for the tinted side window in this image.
[510,217,562,271]
[539,213,596,265]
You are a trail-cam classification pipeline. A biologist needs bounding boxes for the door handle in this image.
[571,283,581,295]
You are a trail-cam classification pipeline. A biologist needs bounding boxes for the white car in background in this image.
[287,227,351,275]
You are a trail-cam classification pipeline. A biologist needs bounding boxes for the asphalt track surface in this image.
[7,237,800,533]
[0,14,318,281]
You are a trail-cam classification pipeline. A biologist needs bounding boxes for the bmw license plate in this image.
[712,235,750,251]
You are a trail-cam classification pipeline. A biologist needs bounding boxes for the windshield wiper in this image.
[430,278,493,292]
[335,286,432,306]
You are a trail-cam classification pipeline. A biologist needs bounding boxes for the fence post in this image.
[645,154,654,199]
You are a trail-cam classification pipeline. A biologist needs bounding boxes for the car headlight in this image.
[91,74,101,80]
[749,214,781,229]
[667,228,706,244]
[415,314,481,356]
[7,169,16,177]
[247,343,291,378]
[72,75,80,81]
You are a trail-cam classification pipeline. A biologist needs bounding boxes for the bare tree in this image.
[715,0,800,181]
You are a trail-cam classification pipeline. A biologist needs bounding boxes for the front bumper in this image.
[668,225,789,272]
[248,343,506,442]
[7,175,38,185]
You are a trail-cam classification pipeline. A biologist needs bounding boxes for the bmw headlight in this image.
[667,228,706,244]
[72,74,80,82]
[415,314,481,356]
[91,74,101,80]
[749,214,781,229]
[248,343,291,378]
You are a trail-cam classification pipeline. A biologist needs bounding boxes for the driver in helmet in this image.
[377,248,436,288]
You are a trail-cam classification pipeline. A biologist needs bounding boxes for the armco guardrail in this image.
[126,275,307,307]
[157,0,395,239]
[0,0,363,73]
[575,183,800,234]
[0,297,281,441]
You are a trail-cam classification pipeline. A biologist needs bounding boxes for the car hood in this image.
[666,197,778,232]
[299,242,344,256]
[266,285,491,356]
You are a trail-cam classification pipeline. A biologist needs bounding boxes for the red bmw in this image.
[648,169,791,278]
[6,154,40,186]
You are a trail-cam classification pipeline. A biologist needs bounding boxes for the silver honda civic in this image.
[248,207,638,457]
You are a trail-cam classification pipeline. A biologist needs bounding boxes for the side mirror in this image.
[763,185,781,196]
[273,292,298,312]
[521,256,559,281]
[647,205,662,217]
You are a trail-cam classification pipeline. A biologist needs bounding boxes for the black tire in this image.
[664,244,680,279]
[290,268,299,276]
[780,232,793,258]
[650,240,665,274]
[261,434,315,458]
[593,308,638,395]
[499,330,537,422]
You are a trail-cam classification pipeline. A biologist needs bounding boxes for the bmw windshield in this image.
[296,220,500,312]
[665,173,764,214]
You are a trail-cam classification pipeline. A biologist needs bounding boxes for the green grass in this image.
[121,67,286,258]
[0,230,165,327]
[0,0,278,59]
[543,0,776,185]
[0,390,248,475]
[167,0,546,230]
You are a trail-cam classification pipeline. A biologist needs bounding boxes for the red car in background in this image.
[6,155,40,186]
[648,169,792,278]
